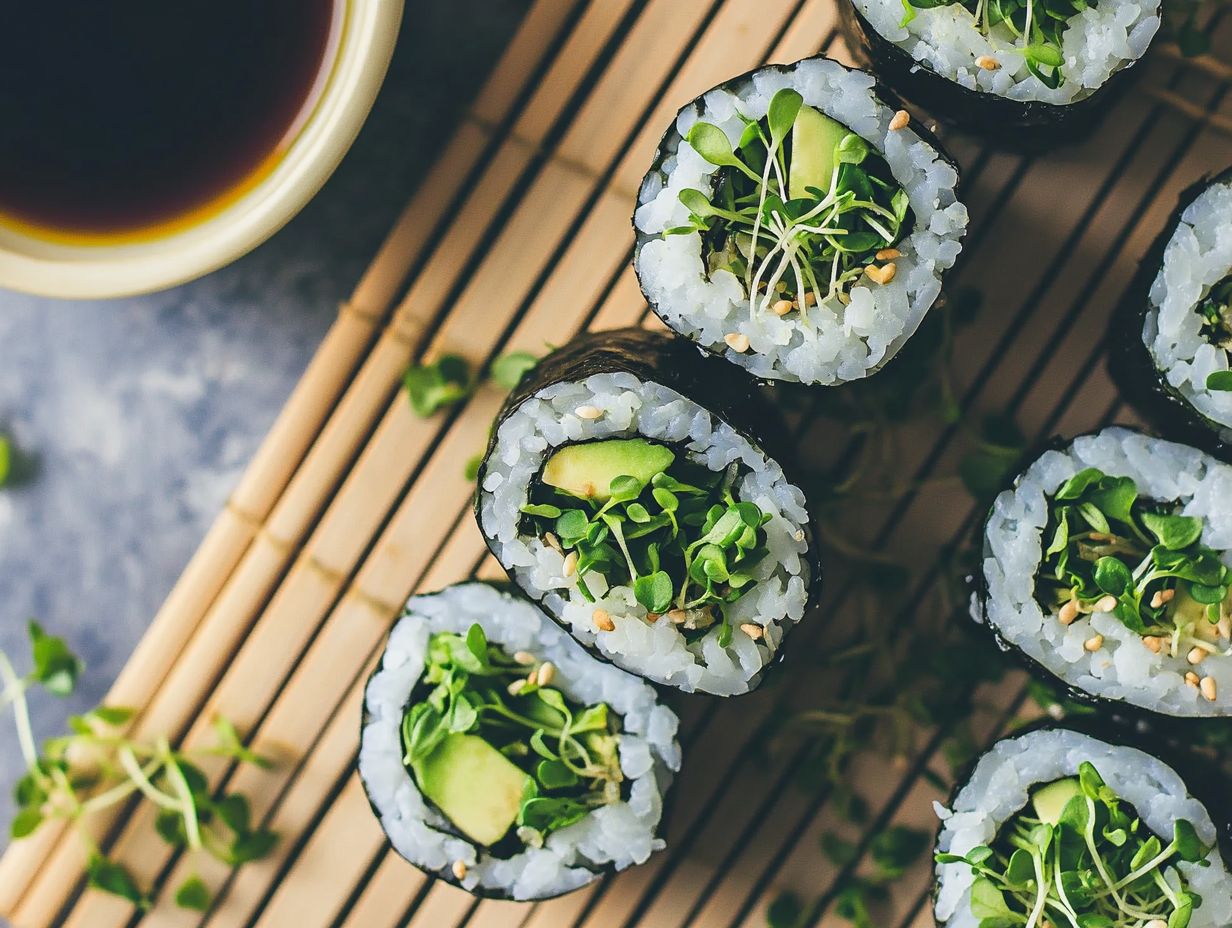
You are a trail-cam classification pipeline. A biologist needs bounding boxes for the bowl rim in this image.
[0,0,404,301]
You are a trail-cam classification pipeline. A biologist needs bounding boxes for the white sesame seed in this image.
[575,405,602,420]
[593,608,614,632]
[975,54,1000,70]
[888,109,910,131]
[739,623,765,641]
[536,662,555,687]
[1083,634,1104,652]
[513,650,536,665]
[452,860,468,881]
[1202,676,1218,701]
[724,332,751,353]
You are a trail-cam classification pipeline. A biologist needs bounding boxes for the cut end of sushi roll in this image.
[358,582,681,901]
[841,0,1159,144]
[1118,168,1232,452]
[475,329,819,696]
[633,55,967,386]
[977,426,1232,719]
[934,725,1232,927]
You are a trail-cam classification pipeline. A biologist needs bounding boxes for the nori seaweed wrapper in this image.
[932,716,1232,920]
[474,327,822,692]
[357,581,679,900]
[838,0,1149,151]
[972,427,1232,735]
[633,55,965,386]
[1108,167,1232,464]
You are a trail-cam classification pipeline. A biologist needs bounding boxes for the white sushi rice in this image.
[634,57,967,385]
[855,0,1159,104]
[1143,177,1232,441]
[935,728,1232,927]
[359,583,681,901]
[979,427,1232,716]
[477,372,813,696]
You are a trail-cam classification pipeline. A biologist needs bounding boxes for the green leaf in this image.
[1189,582,1227,605]
[27,621,82,696]
[11,805,43,839]
[835,133,870,166]
[213,794,251,835]
[870,825,929,877]
[633,571,673,613]
[1057,467,1104,500]
[155,808,188,847]
[90,706,136,726]
[0,434,10,487]
[969,877,1014,918]
[86,856,148,909]
[820,832,858,866]
[686,122,749,175]
[1207,372,1232,392]
[211,716,273,769]
[228,828,279,865]
[535,759,579,789]
[1004,848,1035,885]
[766,891,804,928]
[1141,511,1204,550]
[555,509,590,542]
[465,623,489,666]
[1174,819,1209,862]
[521,503,562,519]
[608,475,643,503]
[1077,500,1111,534]
[175,875,211,912]
[490,351,538,389]
[1025,42,1064,66]
[403,355,472,417]
[464,453,483,482]
[1093,556,1132,596]
[518,796,591,833]
[1086,475,1137,525]
[767,88,803,146]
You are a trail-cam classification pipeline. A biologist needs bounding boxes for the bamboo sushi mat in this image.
[3,1,1231,926]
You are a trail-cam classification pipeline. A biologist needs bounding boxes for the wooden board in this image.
[2,1,1230,926]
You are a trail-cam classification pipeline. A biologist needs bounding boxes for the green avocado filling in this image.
[937,762,1211,927]
[521,438,773,647]
[665,89,912,320]
[898,0,1091,89]
[1038,467,1232,666]
[402,624,623,851]
[1198,275,1232,394]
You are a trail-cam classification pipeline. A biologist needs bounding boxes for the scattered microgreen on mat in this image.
[668,88,911,320]
[404,349,544,420]
[521,447,772,647]
[402,624,622,850]
[900,0,1089,88]
[2,622,275,911]
[1038,467,1232,656]
[1199,275,1232,393]
[937,762,1210,927]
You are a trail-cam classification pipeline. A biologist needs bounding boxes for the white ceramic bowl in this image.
[0,0,403,300]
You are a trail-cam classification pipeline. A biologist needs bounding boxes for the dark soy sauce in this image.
[0,0,341,241]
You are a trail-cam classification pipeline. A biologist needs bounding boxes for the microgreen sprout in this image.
[937,762,1211,927]
[3,622,275,912]
[521,451,773,647]
[404,350,543,420]
[1038,467,1232,657]
[402,623,622,846]
[900,0,1090,88]
[667,88,911,322]
[1198,276,1232,393]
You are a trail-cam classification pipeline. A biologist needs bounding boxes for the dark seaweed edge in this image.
[972,425,1232,727]
[630,53,967,387]
[1108,165,1232,464]
[473,327,823,695]
[355,580,679,901]
[839,0,1154,150]
[930,716,1232,925]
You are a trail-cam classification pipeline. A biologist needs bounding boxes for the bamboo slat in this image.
[4,3,1231,928]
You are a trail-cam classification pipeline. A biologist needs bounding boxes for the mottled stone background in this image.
[0,0,527,864]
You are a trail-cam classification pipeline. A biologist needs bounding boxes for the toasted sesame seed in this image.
[864,262,897,285]
[1141,636,1162,654]
[794,529,806,542]
[593,608,614,632]
[544,532,562,553]
[524,667,539,687]
[1186,671,1200,687]
[536,662,555,687]
[1094,595,1118,613]
[975,54,1000,70]
[875,248,902,261]
[646,612,661,623]
[837,291,851,305]
[740,623,765,641]
[771,299,793,316]
[513,650,536,665]
[1046,703,1065,720]
[575,404,602,420]
[562,551,578,577]
[667,609,687,625]
[1058,599,1080,626]
[804,291,817,306]
[888,109,910,131]
[1202,676,1218,701]
[1150,591,1165,609]
[452,860,468,881]
[1188,646,1208,665]
[724,332,751,353]
[507,679,526,696]
[1144,921,1168,928]
[1084,634,1104,652]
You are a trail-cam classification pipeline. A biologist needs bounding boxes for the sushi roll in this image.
[474,328,818,696]
[933,724,1232,927]
[1110,169,1232,461]
[976,426,1232,719]
[841,0,1160,147]
[358,582,681,900]
[633,55,967,386]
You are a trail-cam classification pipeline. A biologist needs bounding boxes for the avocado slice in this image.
[788,105,848,200]
[413,734,533,846]
[1031,777,1082,826]
[542,439,675,502]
